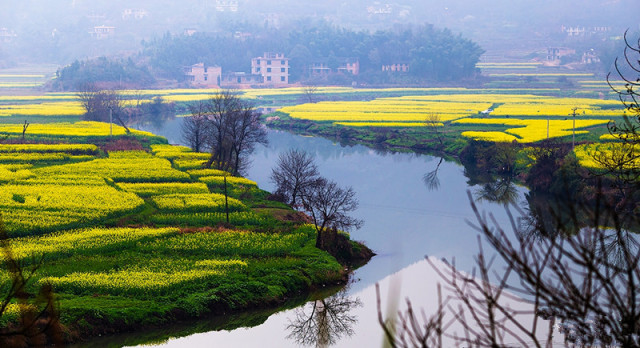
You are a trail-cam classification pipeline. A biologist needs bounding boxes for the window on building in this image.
[204,75,208,81]
[267,76,271,81]
[237,77,242,84]
[267,68,271,72]
[281,60,285,65]
[204,67,208,73]
[267,60,271,65]
[256,59,260,64]
[281,76,285,82]
[281,68,285,73]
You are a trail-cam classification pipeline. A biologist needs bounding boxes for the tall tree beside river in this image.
[183,91,267,175]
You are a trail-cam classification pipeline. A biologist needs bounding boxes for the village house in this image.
[546,47,575,63]
[382,63,409,72]
[561,25,611,38]
[220,72,262,88]
[183,28,197,36]
[89,25,115,40]
[582,49,601,64]
[216,0,239,12]
[309,58,360,76]
[122,9,149,20]
[251,53,289,86]
[367,3,393,14]
[184,63,222,87]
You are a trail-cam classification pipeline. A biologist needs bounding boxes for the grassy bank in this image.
[0,121,371,344]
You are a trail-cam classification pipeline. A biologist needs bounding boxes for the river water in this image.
[92,119,532,347]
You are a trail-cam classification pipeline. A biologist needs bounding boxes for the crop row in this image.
[0,143,99,155]
[454,118,609,143]
[41,268,225,297]
[0,102,84,117]
[142,230,310,257]
[35,153,192,183]
[1,183,144,235]
[198,175,257,188]
[0,152,94,164]
[0,121,155,137]
[149,211,267,226]
[117,182,210,197]
[4,227,180,262]
[151,193,246,213]
[334,122,439,127]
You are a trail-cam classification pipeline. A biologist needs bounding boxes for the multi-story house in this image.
[184,63,222,87]
[309,58,360,76]
[122,9,149,20]
[546,47,575,62]
[220,72,262,88]
[251,53,289,86]
[89,26,116,40]
[216,0,239,12]
[381,63,409,72]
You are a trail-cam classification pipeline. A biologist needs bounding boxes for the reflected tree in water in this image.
[474,175,519,206]
[423,157,443,191]
[287,288,362,347]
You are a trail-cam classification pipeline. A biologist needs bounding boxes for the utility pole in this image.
[109,107,113,136]
[571,107,578,150]
[223,175,230,224]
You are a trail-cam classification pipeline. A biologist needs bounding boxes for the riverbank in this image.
[0,124,372,346]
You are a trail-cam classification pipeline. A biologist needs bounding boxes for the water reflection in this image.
[423,157,443,191]
[117,125,530,347]
[130,97,176,131]
[474,175,519,206]
[286,287,362,347]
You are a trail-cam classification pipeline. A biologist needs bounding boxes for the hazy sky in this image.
[1,0,638,64]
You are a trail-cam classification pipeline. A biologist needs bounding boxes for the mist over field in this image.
[0,0,638,65]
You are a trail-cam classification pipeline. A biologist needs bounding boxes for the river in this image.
[86,119,532,347]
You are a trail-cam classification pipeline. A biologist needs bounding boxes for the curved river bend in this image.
[82,120,529,347]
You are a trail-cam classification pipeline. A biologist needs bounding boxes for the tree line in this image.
[142,22,484,83]
[52,57,156,91]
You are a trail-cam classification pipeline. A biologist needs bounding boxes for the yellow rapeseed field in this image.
[454,118,609,143]
[0,121,154,137]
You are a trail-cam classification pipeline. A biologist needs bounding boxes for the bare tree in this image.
[590,30,640,214]
[270,149,320,206]
[303,85,319,103]
[21,120,29,140]
[196,91,267,175]
[76,83,130,133]
[226,102,268,175]
[300,178,363,249]
[424,113,444,148]
[182,100,211,153]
